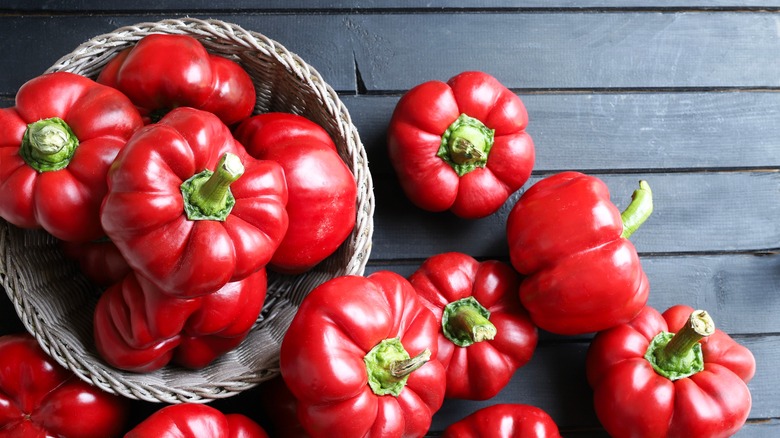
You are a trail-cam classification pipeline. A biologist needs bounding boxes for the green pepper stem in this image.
[644,309,714,381]
[442,296,496,347]
[364,338,431,397]
[620,180,653,239]
[390,348,431,378]
[656,310,715,365]
[180,153,243,221]
[19,117,79,172]
[438,114,495,177]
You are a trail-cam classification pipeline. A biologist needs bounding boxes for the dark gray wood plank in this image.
[5,91,778,173]
[345,91,780,176]
[3,12,780,95]
[0,14,357,95]
[739,420,780,438]
[347,12,780,91]
[5,1,780,11]
[370,171,780,259]
[366,253,780,336]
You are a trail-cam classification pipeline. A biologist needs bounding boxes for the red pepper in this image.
[93,268,266,372]
[586,305,755,438]
[408,252,538,400]
[0,333,128,437]
[0,71,143,242]
[506,172,653,335]
[60,238,131,288]
[98,34,255,126]
[442,404,561,438]
[125,403,268,438]
[233,112,357,274]
[100,107,288,297]
[387,71,534,219]
[280,271,446,438]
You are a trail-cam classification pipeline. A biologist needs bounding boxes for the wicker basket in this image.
[0,18,374,403]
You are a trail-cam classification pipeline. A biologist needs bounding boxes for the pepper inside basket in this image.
[0,17,374,404]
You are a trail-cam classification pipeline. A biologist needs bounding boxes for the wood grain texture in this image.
[3,12,780,94]
[345,12,780,91]
[0,14,358,94]
[5,1,780,11]
[366,253,780,336]
[0,4,777,436]
[371,171,780,259]
[345,92,780,177]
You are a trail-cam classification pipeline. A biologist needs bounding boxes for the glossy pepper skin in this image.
[442,404,561,438]
[387,71,534,219]
[408,252,538,400]
[98,33,255,126]
[125,403,268,438]
[100,107,288,297]
[586,305,755,438]
[234,113,357,274]
[0,333,128,437]
[280,271,446,438]
[93,268,267,372]
[0,72,143,242]
[506,172,652,335]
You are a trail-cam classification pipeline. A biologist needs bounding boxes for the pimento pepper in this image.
[387,71,534,219]
[280,271,446,438]
[586,305,755,438]
[125,403,268,438]
[93,268,267,372]
[0,333,128,437]
[100,107,288,297]
[233,112,357,274]
[442,404,561,438]
[0,72,143,242]
[506,172,653,335]
[98,33,256,126]
[408,252,538,400]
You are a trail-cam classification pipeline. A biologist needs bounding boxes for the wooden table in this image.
[1,2,778,436]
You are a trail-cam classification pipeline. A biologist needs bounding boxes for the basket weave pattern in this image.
[0,18,374,403]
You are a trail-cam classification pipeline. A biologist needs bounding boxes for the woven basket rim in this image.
[2,17,375,403]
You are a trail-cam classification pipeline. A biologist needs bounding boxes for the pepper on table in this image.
[408,252,538,400]
[506,171,653,335]
[442,404,562,438]
[124,403,269,438]
[586,304,755,437]
[280,271,446,438]
[387,71,535,219]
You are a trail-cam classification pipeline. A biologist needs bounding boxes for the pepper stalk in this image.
[441,296,497,347]
[620,180,653,239]
[364,338,431,397]
[644,309,715,380]
[19,117,80,172]
[438,114,495,177]
[180,152,244,221]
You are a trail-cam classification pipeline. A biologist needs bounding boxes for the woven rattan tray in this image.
[0,17,374,403]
